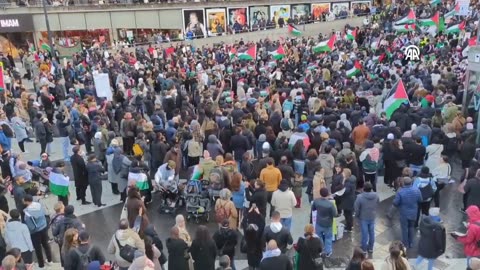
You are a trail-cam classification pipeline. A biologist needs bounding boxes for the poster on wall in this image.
[182,9,207,39]
[331,2,350,19]
[270,5,291,27]
[249,6,269,30]
[311,3,330,21]
[351,1,371,16]
[291,4,311,20]
[227,7,249,33]
[205,8,227,36]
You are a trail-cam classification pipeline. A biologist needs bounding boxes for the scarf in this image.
[261,248,281,261]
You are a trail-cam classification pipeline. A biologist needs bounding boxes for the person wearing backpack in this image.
[213,220,238,270]
[413,167,437,228]
[359,141,379,192]
[415,215,446,270]
[23,194,52,269]
[66,231,105,270]
[215,189,238,230]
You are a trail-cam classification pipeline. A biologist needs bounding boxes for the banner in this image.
[93,73,112,101]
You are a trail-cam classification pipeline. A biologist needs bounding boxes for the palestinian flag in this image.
[344,27,357,41]
[370,37,381,50]
[128,172,150,191]
[395,10,416,25]
[191,165,202,180]
[462,36,477,57]
[229,47,237,59]
[237,45,257,61]
[367,72,378,80]
[288,132,310,150]
[288,24,302,36]
[418,12,439,26]
[313,35,336,53]
[49,171,70,197]
[165,47,175,58]
[445,21,465,34]
[393,23,416,33]
[383,79,409,119]
[307,63,318,70]
[268,44,286,60]
[41,43,51,52]
[373,53,386,63]
[429,0,441,6]
[346,60,362,78]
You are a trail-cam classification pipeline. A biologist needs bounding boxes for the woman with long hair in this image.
[126,186,149,238]
[381,241,411,270]
[346,247,366,270]
[190,225,217,270]
[389,139,406,187]
[295,224,323,270]
[144,236,162,270]
[243,223,262,270]
[62,228,79,269]
[230,172,246,228]
[331,164,344,214]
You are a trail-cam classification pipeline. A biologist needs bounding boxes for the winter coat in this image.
[52,214,83,245]
[213,227,238,258]
[246,187,268,218]
[215,199,238,230]
[418,216,446,259]
[296,236,323,270]
[318,154,334,179]
[126,196,149,237]
[393,184,423,220]
[311,197,337,228]
[64,243,105,270]
[70,153,88,187]
[107,152,131,192]
[465,178,480,211]
[244,224,263,267]
[354,191,379,221]
[262,223,293,254]
[342,176,357,211]
[206,135,224,159]
[259,253,293,270]
[5,220,33,252]
[11,116,28,141]
[86,161,104,185]
[271,187,297,218]
[107,229,146,268]
[457,206,480,257]
[190,238,217,270]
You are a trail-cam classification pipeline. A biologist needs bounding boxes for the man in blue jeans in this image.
[393,176,422,248]
[312,187,337,257]
[354,182,379,254]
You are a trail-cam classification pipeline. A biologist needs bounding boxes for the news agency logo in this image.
[403,45,420,62]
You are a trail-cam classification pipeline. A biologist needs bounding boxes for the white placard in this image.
[93,73,112,101]
[63,57,67,68]
[456,0,470,16]
[153,49,158,59]
[50,65,55,75]
[104,50,109,59]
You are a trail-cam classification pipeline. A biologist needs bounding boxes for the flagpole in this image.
[42,0,54,57]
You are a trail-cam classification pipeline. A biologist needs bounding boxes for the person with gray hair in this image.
[393,176,423,249]
[1,255,16,270]
[107,218,145,270]
[258,240,292,270]
[215,188,238,230]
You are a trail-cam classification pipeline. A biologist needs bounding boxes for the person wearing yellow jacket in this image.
[259,157,282,217]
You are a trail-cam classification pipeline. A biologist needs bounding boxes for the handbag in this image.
[115,235,137,263]
[120,200,128,220]
[306,238,323,270]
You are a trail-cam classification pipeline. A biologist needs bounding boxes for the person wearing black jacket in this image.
[65,231,105,270]
[404,137,426,177]
[70,146,90,205]
[246,180,268,218]
[415,215,446,270]
[190,225,217,270]
[150,133,168,179]
[262,211,293,254]
[213,220,238,270]
[259,240,293,270]
[230,127,250,166]
[52,205,84,253]
[40,89,54,124]
[33,114,47,157]
[296,224,323,270]
[144,224,166,268]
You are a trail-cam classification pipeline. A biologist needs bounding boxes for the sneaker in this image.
[45,261,52,266]
[324,252,332,257]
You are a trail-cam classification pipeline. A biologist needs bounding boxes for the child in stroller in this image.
[185,180,211,223]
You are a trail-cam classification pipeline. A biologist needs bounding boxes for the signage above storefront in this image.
[0,14,34,33]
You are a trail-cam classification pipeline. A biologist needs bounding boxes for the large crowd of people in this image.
[0,1,479,270]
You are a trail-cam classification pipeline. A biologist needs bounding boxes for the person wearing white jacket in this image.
[271,180,297,231]
[5,209,34,266]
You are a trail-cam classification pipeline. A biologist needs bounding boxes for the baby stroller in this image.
[157,178,187,216]
[185,180,211,223]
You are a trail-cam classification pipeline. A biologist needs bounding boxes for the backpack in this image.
[431,225,446,255]
[132,143,144,157]
[215,201,231,224]
[1,124,13,138]
[362,154,378,174]
[419,178,434,202]
[444,136,459,155]
[210,167,224,190]
[73,246,93,270]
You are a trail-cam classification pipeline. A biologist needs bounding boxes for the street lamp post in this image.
[42,0,54,56]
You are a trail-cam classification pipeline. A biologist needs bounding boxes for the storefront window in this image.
[0,32,34,58]
[41,29,110,48]
[117,28,183,44]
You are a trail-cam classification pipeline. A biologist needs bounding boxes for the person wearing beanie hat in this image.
[393,176,423,248]
[255,134,267,159]
[271,180,297,231]
[311,187,337,256]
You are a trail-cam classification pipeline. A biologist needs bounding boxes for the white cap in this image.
[387,133,394,140]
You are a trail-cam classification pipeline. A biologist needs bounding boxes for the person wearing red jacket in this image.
[453,205,480,266]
